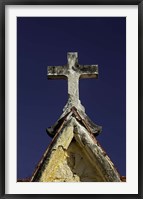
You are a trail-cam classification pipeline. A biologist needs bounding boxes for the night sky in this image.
[17,17,126,179]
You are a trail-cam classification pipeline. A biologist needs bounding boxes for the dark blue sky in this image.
[17,17,126,179]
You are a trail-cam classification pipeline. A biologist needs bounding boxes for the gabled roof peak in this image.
[46,106,102,138]
[30,106,121,182]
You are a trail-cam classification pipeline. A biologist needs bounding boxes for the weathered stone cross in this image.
[48,52,98,108]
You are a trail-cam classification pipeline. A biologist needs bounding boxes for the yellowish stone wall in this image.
[39,125,101,182]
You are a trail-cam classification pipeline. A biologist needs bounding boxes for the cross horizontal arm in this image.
[48,66,68,79]
[77,65,98,79]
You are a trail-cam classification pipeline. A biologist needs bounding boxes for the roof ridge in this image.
[46,106,102,138]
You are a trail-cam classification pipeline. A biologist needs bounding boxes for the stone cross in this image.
[48,52,98,107]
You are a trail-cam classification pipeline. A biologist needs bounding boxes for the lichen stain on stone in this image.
[39,126,73,182]
[38,126,102,182]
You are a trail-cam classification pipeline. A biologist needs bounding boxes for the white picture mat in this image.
[5,5,138,194]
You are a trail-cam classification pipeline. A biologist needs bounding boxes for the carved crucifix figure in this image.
[48,52,98,108]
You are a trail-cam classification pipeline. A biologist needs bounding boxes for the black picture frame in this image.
[0,0,142,198]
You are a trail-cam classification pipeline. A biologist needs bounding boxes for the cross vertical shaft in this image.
[67,53,80,105]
